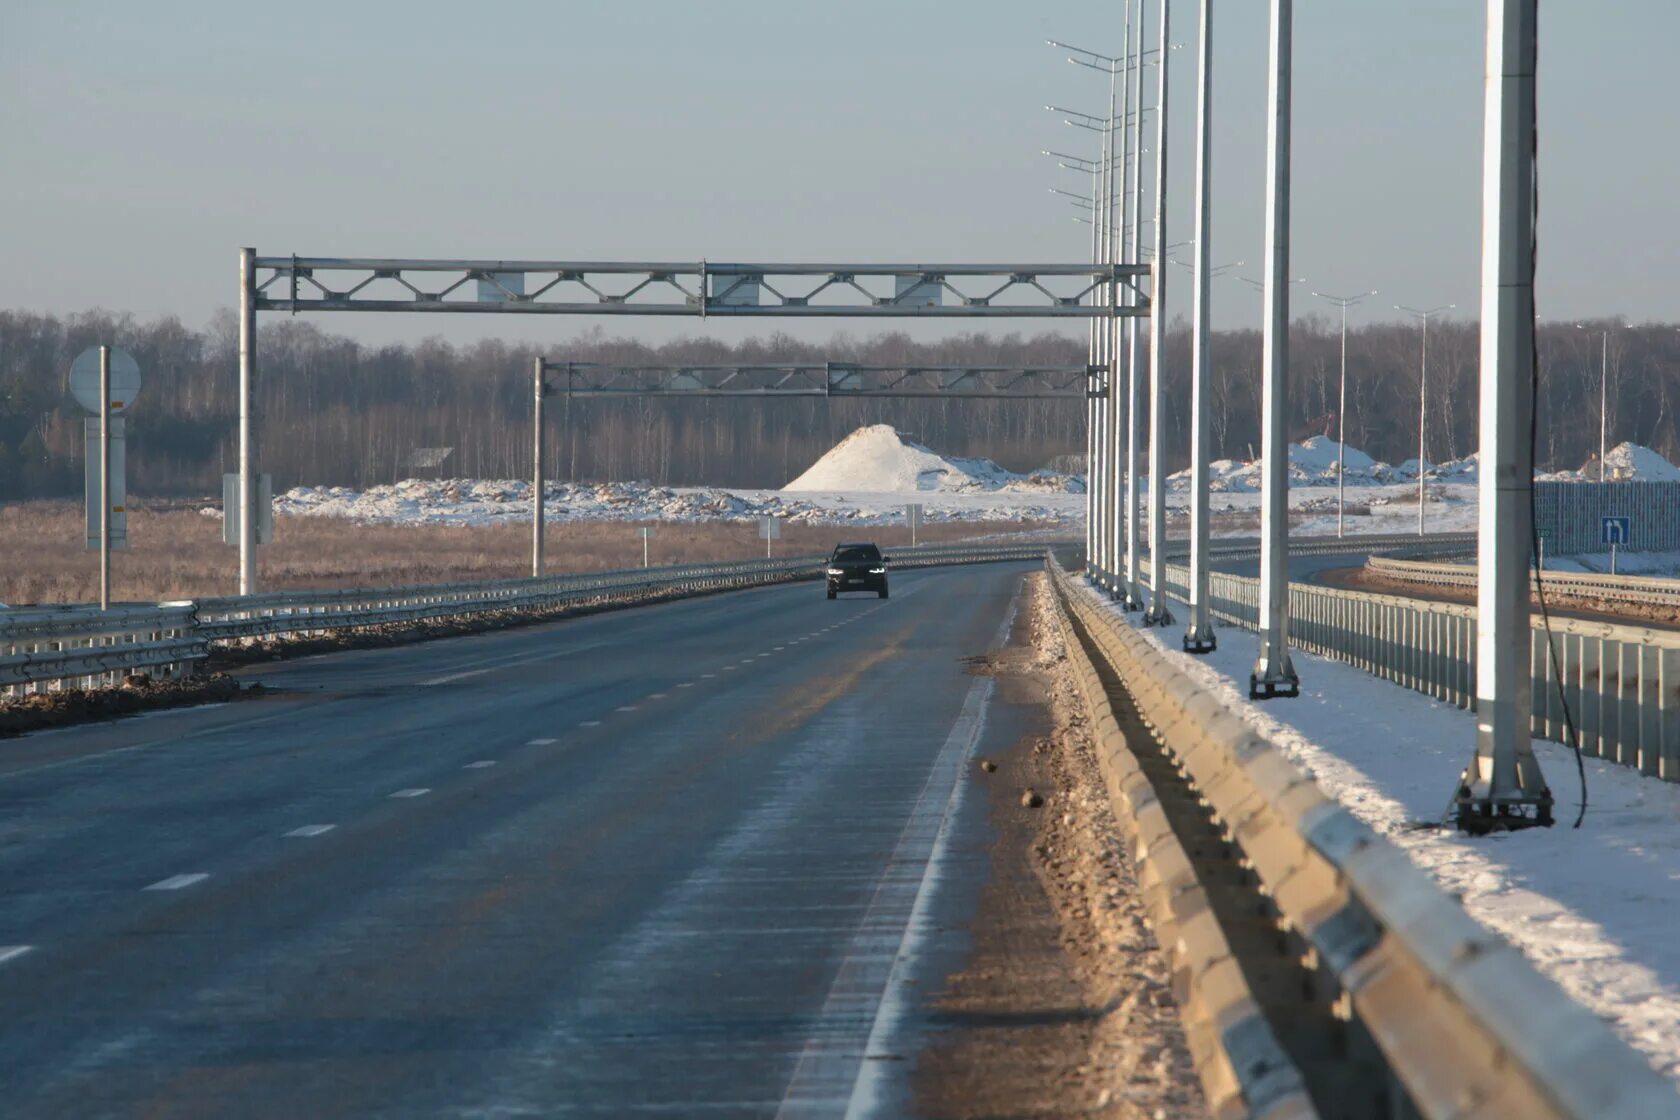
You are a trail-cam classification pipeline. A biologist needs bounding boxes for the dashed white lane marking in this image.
[420,667,493,686]
[389,788,430,799]
[648,692,667,700]
[615,705,638,713]
[721,666,737,672]
[0,945,32,966]
[676,682,695,688]
[145,873,209,891]
[527,738,558,746]
[284,824,335,838]
[579,720,602,728]
[701,673,717,679]
[464,760,497,769]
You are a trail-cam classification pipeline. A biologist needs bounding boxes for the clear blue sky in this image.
[2,1,1675,348]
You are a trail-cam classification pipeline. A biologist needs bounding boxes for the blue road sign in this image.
[1601,516,1630,546]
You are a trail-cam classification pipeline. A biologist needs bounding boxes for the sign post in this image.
[758,515,781,558]
[639,526,654,568]
[904,503,923,547]
[70,345,142,606]
[1602,516,1629,574]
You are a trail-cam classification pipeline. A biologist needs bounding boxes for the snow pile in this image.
[1169,437,1389,493]
[783,424,1080,494]
[1541,442,1680,483]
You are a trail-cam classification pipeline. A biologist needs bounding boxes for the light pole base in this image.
[1450,781,1555,834]
[1182,626,1216,655]
[1120,588,1144,612]
[1141,603,1175,628]
[1250,646,1298,699]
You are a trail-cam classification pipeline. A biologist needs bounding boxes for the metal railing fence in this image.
[1141,555,1680,781]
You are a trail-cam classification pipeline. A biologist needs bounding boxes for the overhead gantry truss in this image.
[540,361,1105,399]
[251,257,1150,318]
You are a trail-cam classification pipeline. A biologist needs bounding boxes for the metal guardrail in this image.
[1368,555,1680,609]
[1,542,1048,697]
[1143,556,1680,782]
[1048,556,1677,1118]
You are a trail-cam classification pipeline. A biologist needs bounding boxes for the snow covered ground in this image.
[260,427,1679,538]
[1092,581,1680,1082]
[1548,550,1680,578]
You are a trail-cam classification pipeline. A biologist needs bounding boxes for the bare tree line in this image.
[1,308,1676,499]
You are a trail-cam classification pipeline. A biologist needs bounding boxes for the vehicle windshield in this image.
[832,545,881,563]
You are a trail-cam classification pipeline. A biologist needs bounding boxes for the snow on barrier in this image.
[1365,555,1680,610]
[1,541,1053,696]
[1140,554,1680,782]
[1047,556,1678,1118]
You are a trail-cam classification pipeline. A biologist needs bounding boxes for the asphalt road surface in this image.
[0,562,1042,1118]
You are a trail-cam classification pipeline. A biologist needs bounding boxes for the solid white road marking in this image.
[389,788,430,799]
[527,738,558,746]
[284,825,335,838]
[0,946,34,966]
[145,873,209,891]
[464,760,497,769]
[420,667,493,686]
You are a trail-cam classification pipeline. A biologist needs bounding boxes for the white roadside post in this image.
[1251,0,1297,698]
[759,515,781,558]
[1122,0,1147,611]
[532,356,545,578]
[1141,0,1174,627]
[905,503,923,547]
[99,346,111,611]
[1183,0,1215,653]
[1312,289,1378,538]
[1453,0,1552,832]
[639,526,654,568]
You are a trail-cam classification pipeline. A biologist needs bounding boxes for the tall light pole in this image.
[1141,0,1173,626]
[1397,303,1455,535]
[1183,0,1216,653]
[1123,0,1149,611]
[1574,322,1623,479]
[1313,288,1377,537]
[1251,0,1295,698]
[1453,0,1551,832]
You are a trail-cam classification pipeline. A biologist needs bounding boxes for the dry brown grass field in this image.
[0,500,1060,605]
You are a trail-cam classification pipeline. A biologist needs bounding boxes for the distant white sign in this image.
[757,516,782,540]
[69,347,142,414]
[894,274,943,308]
[223,473,275,545]
[476,272,526,303]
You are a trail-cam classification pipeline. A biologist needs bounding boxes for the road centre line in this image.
[464,760,497,769]
[579,720,602,728]
[284,824,336,837]
[527,738,558,745]
[145,873,209,892]
[388,788,430,799]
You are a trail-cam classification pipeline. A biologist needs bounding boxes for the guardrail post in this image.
[1453,0,1551,831]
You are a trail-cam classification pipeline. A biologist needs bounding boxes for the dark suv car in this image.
[827,542,889,599]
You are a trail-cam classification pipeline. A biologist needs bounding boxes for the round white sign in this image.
[69,347,142,414]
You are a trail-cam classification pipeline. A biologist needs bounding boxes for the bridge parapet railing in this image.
[1048,555,1676,1118]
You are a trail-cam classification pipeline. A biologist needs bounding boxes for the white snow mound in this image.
[783,424,1078,493]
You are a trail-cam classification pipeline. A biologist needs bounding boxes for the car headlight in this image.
[827,568,843,576]
[869,567,886,574]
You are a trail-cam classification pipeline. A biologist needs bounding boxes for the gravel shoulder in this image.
[913,573,1204,1119]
